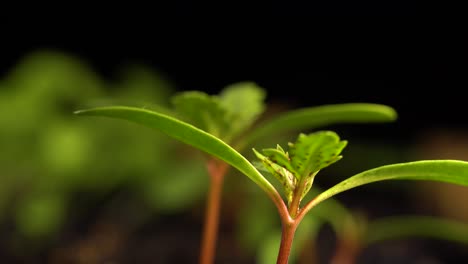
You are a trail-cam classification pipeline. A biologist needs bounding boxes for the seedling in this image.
[75,83,468,263]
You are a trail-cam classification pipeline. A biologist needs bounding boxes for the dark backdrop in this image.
[1,11,466,137]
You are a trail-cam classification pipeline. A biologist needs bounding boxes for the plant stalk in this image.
[277,219,298,264]
[199,159,228,264]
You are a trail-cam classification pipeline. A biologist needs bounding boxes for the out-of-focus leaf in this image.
[365,215,468,245]
[240,103,397,149]
[171,82,266,142]
[219,81,266,140]
[258,230,282,264]
[39,121,92,176]
[16,194,66,239]
[171,91,229,139]
[143,158,208,212]
[4,50,102,104]
[237,193,278,252]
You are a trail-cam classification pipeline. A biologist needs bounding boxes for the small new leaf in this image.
[262,145,297,179]
[253,149,296,204]
[289,131,347,179]
[253,131,347,205]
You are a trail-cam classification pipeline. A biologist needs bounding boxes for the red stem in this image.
[199,159,228,264]
[276,219,298,264]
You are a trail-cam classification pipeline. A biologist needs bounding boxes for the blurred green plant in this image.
[75,84,468,263]
[0,51,207,249]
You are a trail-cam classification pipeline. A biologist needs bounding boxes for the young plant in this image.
[74,110,468,263]
[74,84,468,263]
[76,82,397,264]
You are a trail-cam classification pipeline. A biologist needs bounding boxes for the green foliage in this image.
[10,49,468,263]
[218,82,266,139]
[71,63,468,263]
[74,86,400,208]
[172,81,265,142]
[0,51,206,242]
[74,106,277,195]
[143,157,208,212]
[253,147,297,204]
[75,93,468,219]
[288,132,347,179]
[253,131,347,204]
[172,91,230,139]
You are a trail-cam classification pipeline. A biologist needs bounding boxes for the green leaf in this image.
[365,215,468,245]
[171,91,229,139]
[74,106,277,195]
[261,145,296,175]
[240,103,397,149]
[253,131,347,204]
[289,132,347,179]
[171,82,266,143]
[219,81,266,140]
[308,160,468,209]
[253,148,296,204]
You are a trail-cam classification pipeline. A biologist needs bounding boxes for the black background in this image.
[1,6,466,137]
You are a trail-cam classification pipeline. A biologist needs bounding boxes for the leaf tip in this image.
[381,105,398,121]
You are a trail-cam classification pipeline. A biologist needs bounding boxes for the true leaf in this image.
[289,132,347,179]
[260,145,295,178]
[253,149,296,204]
[253,131,347,204]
